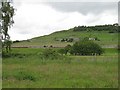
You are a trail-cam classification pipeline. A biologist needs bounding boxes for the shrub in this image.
[58,44,72,55]
[14,71,36,81]
[70,40,104,56]
[58,48,68,55]
[41,49,61,60]
[83,37,89,41]
[65,44,71,51]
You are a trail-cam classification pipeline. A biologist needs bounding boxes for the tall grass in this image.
[2,48,118,88]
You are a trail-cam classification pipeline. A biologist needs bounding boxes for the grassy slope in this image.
[12,30,118,48]
[3,29,119,88]
[2,48,118,88]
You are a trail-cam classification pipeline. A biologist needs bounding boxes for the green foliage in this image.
[70,40,104,55]
[40,49,62,60]
[1,1,15,52]
[14,71,36,81]
[3,70,36,82]
[73,24,119,33]
[59,40,104,56]
[83,37,89,41]
[2,39,12,52]
[58,48,68,55]
[58,44,71,55]
[1,2,15,38]
[74,26,87,31]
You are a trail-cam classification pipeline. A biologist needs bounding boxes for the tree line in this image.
[73,23,119,33]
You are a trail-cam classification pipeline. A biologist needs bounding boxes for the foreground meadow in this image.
[2,48,118,88]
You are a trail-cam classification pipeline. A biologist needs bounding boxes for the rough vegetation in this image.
[2,48,118,88]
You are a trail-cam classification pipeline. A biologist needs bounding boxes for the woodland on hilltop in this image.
[72,23,119,33]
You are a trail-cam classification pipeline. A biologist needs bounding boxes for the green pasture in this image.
[12,31,118,47]
[2,48,118,88]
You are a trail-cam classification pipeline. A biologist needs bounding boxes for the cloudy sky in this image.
[8,0,119,41]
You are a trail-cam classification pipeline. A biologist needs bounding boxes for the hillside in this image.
[12,27,118,48]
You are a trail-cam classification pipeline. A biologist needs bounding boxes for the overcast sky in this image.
[8,0,119,41]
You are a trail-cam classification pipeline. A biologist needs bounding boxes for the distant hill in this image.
[12,24,119,48]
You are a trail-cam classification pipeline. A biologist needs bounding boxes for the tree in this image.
[0,1,15,52]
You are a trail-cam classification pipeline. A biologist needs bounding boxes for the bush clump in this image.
[59,40,104,56]
[41,49,62,60]
[58,44,71,55]
[70,40,104,55]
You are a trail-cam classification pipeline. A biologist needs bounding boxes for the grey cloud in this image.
[45,2,117,15]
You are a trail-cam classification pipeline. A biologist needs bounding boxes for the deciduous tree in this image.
[0,0,15,52]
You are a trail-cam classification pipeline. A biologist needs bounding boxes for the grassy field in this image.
[12,31,118,48]
[2,48,118,88]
